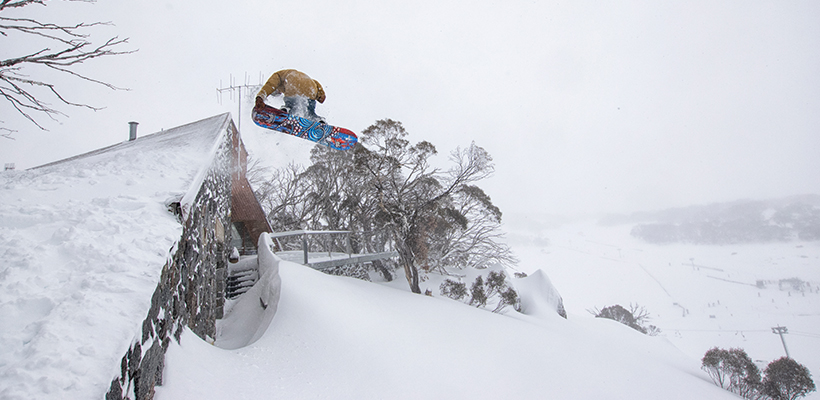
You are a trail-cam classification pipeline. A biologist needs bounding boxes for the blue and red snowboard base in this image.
[251,104,358,151]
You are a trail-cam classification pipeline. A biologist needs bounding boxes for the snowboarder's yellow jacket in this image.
[256,69,326,103]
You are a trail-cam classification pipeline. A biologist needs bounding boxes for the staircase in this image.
[226,256,259,299]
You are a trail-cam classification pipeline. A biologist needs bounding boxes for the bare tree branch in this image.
[0,123,14,139]
[0,0,134,136]
[0,0,94,12]
[0,1,44,11]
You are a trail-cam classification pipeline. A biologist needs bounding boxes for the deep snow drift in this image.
[156,257,735,400]
[157,214,820,399]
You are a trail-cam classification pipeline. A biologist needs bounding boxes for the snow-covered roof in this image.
[31,113,233,209]
[0,113,234,400]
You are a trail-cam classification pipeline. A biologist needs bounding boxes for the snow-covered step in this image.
[226,257,259,299]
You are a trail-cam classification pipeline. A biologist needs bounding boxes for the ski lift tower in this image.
[771,326,791,358]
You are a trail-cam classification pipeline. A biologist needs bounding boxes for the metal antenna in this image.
[217,73,262,133]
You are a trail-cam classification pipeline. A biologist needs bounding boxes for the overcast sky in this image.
[2,0,819,216]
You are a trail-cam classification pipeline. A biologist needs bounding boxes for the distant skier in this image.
[255,69,326,122]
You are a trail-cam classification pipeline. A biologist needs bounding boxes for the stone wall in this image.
[105,132,233,400]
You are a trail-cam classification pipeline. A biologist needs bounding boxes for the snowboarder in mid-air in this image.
[255,69,326,122]
[251,68,357,151]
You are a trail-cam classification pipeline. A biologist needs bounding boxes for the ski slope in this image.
[508,217,820,399]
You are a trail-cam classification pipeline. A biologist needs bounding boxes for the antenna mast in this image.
[217,72,263,133]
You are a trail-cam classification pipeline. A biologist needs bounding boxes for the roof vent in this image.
[128,121,139,141]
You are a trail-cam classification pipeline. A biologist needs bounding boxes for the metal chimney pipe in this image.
[128,121,139,141]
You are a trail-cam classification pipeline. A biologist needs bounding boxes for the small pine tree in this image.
[762,357,816,400]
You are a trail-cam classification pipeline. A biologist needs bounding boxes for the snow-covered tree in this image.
[701,347,761,399]
[259,119,514,294]
[354,119,511,293]
[590,304,659,335]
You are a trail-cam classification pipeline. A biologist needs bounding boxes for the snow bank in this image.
[156,261,736,400]
[216,233,282,350]
[515,269,567,319]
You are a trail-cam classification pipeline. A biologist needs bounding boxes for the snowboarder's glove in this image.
[255,96,265,109]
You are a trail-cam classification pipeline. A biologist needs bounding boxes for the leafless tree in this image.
[432,184,517,273]
[590,303,661,335]
[255,162,311,233]
[0,0,134,137]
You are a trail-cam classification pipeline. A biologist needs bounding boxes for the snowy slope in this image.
[509,218,820,399]
[3,110,814,399]
[0,114,231,400]
[137,119,820,400]
[156,258,736,400]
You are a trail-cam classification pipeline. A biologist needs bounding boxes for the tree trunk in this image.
[396,244,421,294]
[371,260,393,282]
[403,262,421,294]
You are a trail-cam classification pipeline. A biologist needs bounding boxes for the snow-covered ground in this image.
[1,116,816,399]
[507,216,820,399]
[164,126,820,399]
[152,217,818,399]
[156,254,736,400]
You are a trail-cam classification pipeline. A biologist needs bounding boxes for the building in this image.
[0,113,270,400]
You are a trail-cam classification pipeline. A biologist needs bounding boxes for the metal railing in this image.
[268,229,397,270]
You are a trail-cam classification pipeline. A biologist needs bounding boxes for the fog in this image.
[2,0,818,216]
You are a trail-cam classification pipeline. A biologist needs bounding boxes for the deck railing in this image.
[268,230,397,269]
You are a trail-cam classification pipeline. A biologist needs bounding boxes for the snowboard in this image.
[251,104,358,151]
